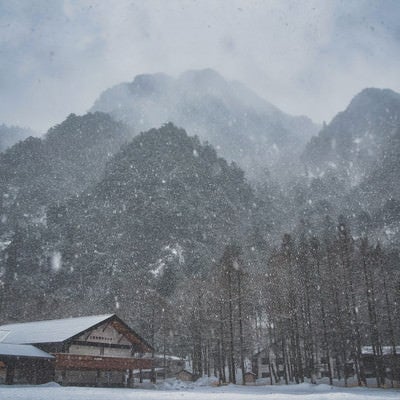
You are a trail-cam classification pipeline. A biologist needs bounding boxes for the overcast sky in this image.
[1,0,400,132]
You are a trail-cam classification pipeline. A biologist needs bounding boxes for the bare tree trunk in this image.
[237,270,246,385]
[218,305,227,383]
[377,246,397,386]
[282,335,289,385]
[228,268,236,384]
[338,220,364,386]
[311,239,333,385]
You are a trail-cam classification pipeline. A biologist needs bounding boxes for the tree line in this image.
[160,215,400,387]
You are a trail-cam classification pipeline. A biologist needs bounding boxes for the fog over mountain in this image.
[0,124,35,153]
[2,1,400,131]
[91,69,319,179]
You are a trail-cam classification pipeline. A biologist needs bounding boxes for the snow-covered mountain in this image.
[295,88,400,245]
[0,112,131,233]
[91,69,319,179]
[302,88,400,184]
[0,123,257,320]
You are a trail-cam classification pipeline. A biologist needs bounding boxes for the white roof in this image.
[0,314,114,345]
[0,343,54,359]
[362,346,400,355]
[153,353,183,361]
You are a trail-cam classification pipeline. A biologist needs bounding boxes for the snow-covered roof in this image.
[153,353,183,361]
[362,346,400,355]
[0,343,54,359]
[176,369,194,375]
[0,314,114,345]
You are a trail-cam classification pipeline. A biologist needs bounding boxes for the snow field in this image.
[0,383,399,400]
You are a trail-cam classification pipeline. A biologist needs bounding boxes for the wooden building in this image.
[244,371,256,384]
[153,353,186,378]
[361,346,400,380]
[252,346,341,383]
[0,314,153,386]
[176,369,194,382]
[133,354,186,381]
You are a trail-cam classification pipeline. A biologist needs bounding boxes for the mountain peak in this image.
[178,68,225,85]
[129,73,173,95]
[348,87,400,113]
[302,87,400,180]
[177,69,232,98]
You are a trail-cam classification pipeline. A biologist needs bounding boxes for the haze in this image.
[1,0,399,132]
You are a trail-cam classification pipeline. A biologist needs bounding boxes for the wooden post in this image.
[96,370,101,387]
[33,360,38,384]
[61,369,67,386]
[5,361,15,385]
[128,369,134,388]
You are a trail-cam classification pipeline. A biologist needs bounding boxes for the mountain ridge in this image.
[91,68,319,180]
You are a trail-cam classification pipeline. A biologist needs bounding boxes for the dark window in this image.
[261,357,268,365]
[261,372,270,378]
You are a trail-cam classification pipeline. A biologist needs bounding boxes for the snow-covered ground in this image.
[0,382,399,400]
